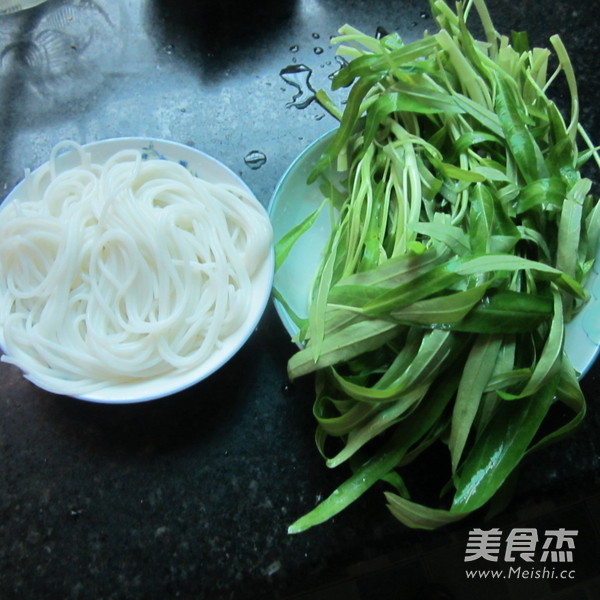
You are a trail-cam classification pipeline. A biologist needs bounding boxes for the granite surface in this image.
[1,1,599,599]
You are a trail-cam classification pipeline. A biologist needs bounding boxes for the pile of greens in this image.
[276,0,600,532]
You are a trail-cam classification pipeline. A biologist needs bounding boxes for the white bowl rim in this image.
[267,128,336,341]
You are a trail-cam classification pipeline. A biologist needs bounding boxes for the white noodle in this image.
[0,144,272,395]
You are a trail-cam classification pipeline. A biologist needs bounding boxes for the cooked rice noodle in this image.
[0,143,272,395]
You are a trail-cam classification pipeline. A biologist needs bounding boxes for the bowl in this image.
[269,129,600,377]
[0,137,274,403]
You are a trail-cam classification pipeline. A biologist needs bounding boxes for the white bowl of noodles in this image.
[0,138,274,403]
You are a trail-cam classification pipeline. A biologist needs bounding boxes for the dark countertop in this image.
[1,1,599,599]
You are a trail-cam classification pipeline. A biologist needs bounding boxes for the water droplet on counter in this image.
[279,64,316,109]
[313,46,324,55]
[375,26,389,39]
[315,114,325,121]
[244,150,267,170]
[328,55,349,80]
[420,11,429,19]
[281,382,295,396]
[154,526,170,538]
[264,561,281,577]
[312,32,320,39]
[163,43,174,54]
[289,44,299,53]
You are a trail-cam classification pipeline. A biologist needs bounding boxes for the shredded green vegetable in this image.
[276,0,600,532]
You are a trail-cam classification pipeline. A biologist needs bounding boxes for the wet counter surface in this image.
[1,1,600,599]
